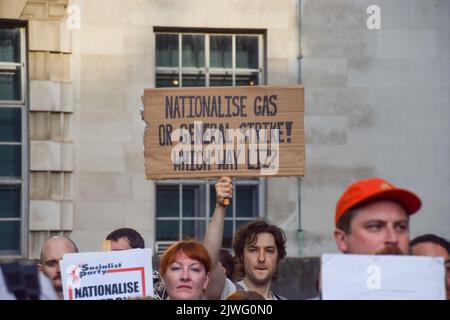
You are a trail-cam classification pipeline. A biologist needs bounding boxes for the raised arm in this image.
[204,177,233,300]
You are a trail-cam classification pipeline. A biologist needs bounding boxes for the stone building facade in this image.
[1,1,449,287]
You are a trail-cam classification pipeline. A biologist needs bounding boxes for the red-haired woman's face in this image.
[163,252,210,300]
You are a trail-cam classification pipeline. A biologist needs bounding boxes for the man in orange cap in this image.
[334,177,422,255]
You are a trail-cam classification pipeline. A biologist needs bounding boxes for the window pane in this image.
[0,145,21,177]
[0,108,21,142]
[0,66,21,101]
[182,73,205,87]
[210,185,232,218]
[236,219,253,231]
[236,36,258,69]
[182,35,204,68]
[223,220,233,248]
[182,220,205,241]
[236,186,259,217]
[236,73,259,86]
[156,73,180,88]
[0,185,20,218]
[156,186,179,217]
[183,185,205,217]
[0,28,20,63]
[209,74,232,87]
[210,36,232,68]
[156,34,179,67]
[0,221,20,251]
[156,220,179,241]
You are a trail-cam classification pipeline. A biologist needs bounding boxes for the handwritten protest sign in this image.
[60,249,153,300]
[321,254,446,300]
[142,85,304,179]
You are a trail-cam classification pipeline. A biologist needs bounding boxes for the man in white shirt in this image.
[204,177,287,300]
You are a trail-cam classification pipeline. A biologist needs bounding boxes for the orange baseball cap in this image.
[335,177,422,225]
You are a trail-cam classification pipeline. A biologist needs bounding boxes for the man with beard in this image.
[38,236,78,299]
[204,177,287,300]
[306,178,424,300]
[334,177,422,255]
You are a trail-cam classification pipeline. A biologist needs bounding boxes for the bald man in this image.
[38,236,78,299]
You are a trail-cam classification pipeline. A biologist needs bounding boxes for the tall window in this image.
[154,30,265,252]
[0,23,27,256]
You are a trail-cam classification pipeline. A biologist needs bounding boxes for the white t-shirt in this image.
[220,278,237,300]
[220,278,281,300]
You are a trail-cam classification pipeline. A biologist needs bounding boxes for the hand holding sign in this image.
[215,176,233,207]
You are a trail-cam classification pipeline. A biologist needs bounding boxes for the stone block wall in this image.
[299,0,450,256]
[19,0,74,259]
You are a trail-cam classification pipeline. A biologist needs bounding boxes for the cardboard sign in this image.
[60,249,154,300]
[321,254,446,300]
[142,85,304,179]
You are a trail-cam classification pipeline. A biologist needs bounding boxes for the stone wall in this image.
[0,0,75,259]
[69,0,301,253]
[299,0,450,256]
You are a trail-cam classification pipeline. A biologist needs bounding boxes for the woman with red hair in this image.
[159,240,211,300]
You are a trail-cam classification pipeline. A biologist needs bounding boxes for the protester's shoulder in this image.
[273,292,288,300]
[220,278,237,300]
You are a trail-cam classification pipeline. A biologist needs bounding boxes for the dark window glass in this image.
[156,186,179,217]
[183,185,205,218]
[156,73,180,88]
[236,186,258,217]
[0,66,21,101]
[0,108,21,142]
[0,221,21,251]
[182,35,204,68]
[210,36,232,68]
[0,28,20,63]
[156,220,179,241]
[236,36,258,69]
[209,74,232,87]
[236,72,259,86]
[222,220,233,248]
[156,34,179,67]
[0,185,20,218]
[182,73,205,87]
[236,219,253,232]
[0,145,21,177]
[182,220,206,240]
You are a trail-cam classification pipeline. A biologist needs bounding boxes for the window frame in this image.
[0,22,28,257]
[155,31,264,87]
[153,28,266,251]
[154,178,265,248]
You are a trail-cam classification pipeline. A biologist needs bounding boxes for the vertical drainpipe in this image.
[297,0,304,258]
[297,177,303,257]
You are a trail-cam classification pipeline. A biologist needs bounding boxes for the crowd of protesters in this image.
[1,177,448,300]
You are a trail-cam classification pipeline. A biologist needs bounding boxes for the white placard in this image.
[321,254,445,300]
[60,249,154,300]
